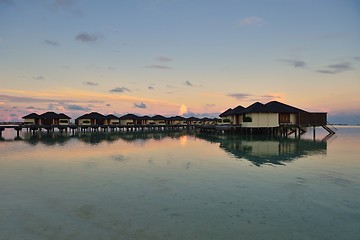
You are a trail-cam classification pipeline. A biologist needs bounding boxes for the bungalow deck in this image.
[198,123,335,138]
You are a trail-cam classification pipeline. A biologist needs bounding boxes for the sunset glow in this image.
[0,1,359,123]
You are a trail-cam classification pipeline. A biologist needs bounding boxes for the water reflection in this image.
[2,130,329,166]
[196,134,327,166]
[15,131,187,146]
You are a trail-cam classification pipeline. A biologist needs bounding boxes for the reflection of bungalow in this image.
[105,114,119,125]
[221,137,327,166]
[76,112,105,126]
[196,134,327,166]
[220,101,328,129]
[22,113,40,125]
[167,116,186,125]
[119,114,140,125]
[152,115,167,125]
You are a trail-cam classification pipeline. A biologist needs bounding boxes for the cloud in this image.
[148,86,154,90]
[156,56,172,62]
[184,81,193,86]
[258,94,283,102]
[65,104,90,111]
[239,16,264,27]
[83,81,98,86]
[106,104,111,106]
[146,65,171,69]
[354,57,360,62]
[44,40,59,46]
[75,32,102,43]
[48,103,64,111]
[33,76,45,80]
[179,104,188,115]
[0,94,102,105]
[109,87,131,93]
[10,113,17,117]
[205,104,216,108]
[227,93,252,100]
[134,102,147,109]
[0,95,52,103]
[26,106,36,109]
[281,59,306,68]
[317,62,353,74]
[52,0,81,15]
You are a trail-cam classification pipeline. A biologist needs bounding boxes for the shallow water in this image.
[0,127,359,240]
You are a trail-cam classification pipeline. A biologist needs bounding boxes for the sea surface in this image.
[0,126,359,240]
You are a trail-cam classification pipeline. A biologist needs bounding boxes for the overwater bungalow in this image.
[201,117,217,125]
[36,112,71,126]
[219,101,332,134]
[119,114,140,125]
[76,112,106,126]
[151,115,167,125]
[105,114,120,125]
[139,115,153,125]
[22,113,40,125]
[219,105,245,125]
[186,116,201,125]
[57,113,71,125]
[167,116,186,125]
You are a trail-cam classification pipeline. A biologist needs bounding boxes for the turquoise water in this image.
[0,127,359,240]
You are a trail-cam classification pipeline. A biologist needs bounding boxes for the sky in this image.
[0,0,359,124]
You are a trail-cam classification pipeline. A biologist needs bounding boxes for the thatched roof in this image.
[119,114,140,120]
[77,112,105,120]
[152,115,167,120]
[22,113,40,119]
[265,101,308,113]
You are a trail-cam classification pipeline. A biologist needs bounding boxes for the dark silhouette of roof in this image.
[221,101,309,115]
[169,116,186,121]
[242,102,268,113]
[152,115,167,120]
[77,112,105,120]
[106,114,119,119]
[22,113,40,119]
[231,105,246,115]
[140,115,152,120]
[265,101,308,113]
[40,112,62,119]
[219,108,233,117]
[119,114,140,120]
[58,113,71,119]
[187,116,200,121]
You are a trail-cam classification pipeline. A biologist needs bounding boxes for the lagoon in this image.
[0,127,359,240]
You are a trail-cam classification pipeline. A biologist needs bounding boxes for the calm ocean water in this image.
[0,126,359,240]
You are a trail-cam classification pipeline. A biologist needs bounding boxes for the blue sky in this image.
[1,0,359,123]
